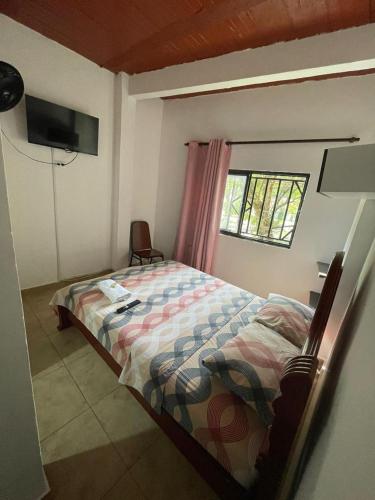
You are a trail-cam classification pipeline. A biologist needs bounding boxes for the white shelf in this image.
[309,291,320,309]
[317,261,329,278]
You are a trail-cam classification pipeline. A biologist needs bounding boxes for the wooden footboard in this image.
[56,251,344,500]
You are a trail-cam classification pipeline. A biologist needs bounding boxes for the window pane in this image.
[270,180,293,242]
[220,174,246,233]
[280,182,303,242]
[241,173,307,246]
[220,170,308,248]
[241,176,255,235]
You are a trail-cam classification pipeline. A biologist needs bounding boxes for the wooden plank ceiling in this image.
[1,0,374,75]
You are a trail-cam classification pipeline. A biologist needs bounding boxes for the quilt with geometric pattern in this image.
[50,260,267,487]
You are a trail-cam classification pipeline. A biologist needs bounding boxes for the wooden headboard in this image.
[255,251,344,499]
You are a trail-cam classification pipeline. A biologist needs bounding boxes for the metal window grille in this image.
[220,170,309,248]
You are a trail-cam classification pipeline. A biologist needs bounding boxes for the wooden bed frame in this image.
[57,251,344,500]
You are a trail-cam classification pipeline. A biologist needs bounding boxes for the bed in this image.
[51,255,343,500]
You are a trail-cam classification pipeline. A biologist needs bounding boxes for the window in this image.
[220,170,309,248]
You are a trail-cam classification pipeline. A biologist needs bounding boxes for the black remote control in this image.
[116,300,141,314]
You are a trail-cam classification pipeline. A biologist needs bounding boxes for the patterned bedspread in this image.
[50,260,266,487]
[163,299,267,487]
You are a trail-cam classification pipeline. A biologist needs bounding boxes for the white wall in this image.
[0,135,48,499]
[110,73,137,271]
[153,74,375,302]
[109,77,164,270]
[0,15,115,288]
[132,99,164,241]
[295,233,375,500]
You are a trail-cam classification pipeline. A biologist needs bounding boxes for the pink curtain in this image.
[174,139,231,273]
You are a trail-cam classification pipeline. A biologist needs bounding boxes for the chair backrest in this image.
[131,221,152,251]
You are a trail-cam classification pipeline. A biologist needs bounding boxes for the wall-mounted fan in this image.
[0,61,24,112]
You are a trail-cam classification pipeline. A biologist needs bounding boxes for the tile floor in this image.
[22,281,218,500]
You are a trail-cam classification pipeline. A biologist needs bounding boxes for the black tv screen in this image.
[25,95,99,156]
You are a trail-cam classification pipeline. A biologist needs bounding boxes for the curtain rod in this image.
[184,137,360,146]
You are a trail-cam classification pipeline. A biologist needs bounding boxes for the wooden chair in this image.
[129,220,164,266]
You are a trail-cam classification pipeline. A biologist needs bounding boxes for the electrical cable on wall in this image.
[1,123,79,283]
[51,148,61,281]
[1,128,79,166]
[60,151,79,165]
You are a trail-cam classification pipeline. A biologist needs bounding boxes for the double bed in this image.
[51,256,343,499]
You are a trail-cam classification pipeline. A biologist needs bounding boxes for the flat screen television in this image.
[25,95,99,156]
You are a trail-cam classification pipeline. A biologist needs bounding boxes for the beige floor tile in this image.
[27,335,63,378]
[66,350,119,405]
[33,303,55,320]
[92,386,162,468]
[33,299,58,321]
[130,433,218,500]
[49,326,94,364]
[26,287,59,312]
[23,309,46,341]
[21,296,35,315]
[24,314,46,337]
[30,302,61,337]
[39,312,61,337]
[33,366,88,440]
[42,409,126,500]
[102,471,146,500]
[24,281,60,292]
[24,281,64,298]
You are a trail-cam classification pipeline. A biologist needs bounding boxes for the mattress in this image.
[50,260,267,488]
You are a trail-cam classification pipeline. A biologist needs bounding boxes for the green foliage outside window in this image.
[220,170,309,248]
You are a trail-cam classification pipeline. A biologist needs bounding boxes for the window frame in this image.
[220,169,310,249]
